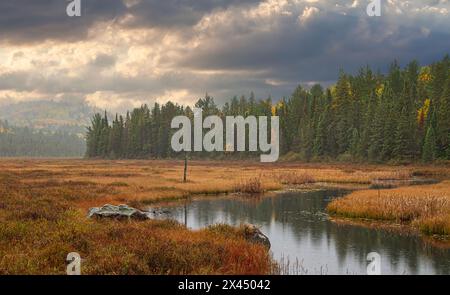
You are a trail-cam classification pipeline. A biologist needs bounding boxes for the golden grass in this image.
[0,159,448,211]
[327,181,450,236]
[279,171,315,185]
[0,171,271,274]
[2,159,446,210]
[234,176,264,194]
[0,158,449,273]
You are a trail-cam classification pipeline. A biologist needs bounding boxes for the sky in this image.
[0,0,449,113]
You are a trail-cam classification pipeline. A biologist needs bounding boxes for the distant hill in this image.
[0,120,86,158]
[0,100,100,134]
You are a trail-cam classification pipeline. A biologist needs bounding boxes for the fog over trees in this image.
[0,120,85,157]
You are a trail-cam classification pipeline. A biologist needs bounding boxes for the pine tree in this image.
[368,99,384,162]
[446,133,450,159]
[333,72,352,154]
[98,111,110,157]
[86,113,102,157]
[349,128,359,159]
[109,114,123,158]
[422,125,437,163]
[313,112,327,157]
[436,77,450,158]
[394,82,417,160]
[380,84,396,160]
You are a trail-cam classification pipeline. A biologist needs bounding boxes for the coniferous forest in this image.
[86,56,450,163]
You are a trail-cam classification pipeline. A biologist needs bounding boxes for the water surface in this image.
[149,189,450,275]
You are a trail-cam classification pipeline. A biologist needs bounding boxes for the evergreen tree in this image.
[436,77,450,158]
[423,125,437,163]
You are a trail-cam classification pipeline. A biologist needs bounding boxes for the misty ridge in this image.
[0,100,99,133]
[0,100,95,157]
[0,120,85,157]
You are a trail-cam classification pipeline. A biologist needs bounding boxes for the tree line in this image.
[86,56,450,163]
[0,120,86,157]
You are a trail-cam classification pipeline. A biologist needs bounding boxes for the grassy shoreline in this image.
[327,181,450,239]
[1,159,449,274]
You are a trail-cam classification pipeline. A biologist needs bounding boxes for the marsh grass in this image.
[271,256,333,275]
[0,159,449,273]
[234,176,264,194]
[109,181,130,187]
[0,173,271,274]
[327,181,450,236]
[279,171,315,185]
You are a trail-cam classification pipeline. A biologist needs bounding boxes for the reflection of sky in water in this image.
[150,190,450,275]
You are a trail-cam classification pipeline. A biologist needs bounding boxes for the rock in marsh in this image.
[88,204,149,220]
[242,224,271,250]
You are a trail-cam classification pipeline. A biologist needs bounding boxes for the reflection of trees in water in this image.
[328,223,450,274]
[166,190,450,275]
[421,241,450,274]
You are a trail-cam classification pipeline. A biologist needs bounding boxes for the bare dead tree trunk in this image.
[184,201,188,227]
[183,152,188,183]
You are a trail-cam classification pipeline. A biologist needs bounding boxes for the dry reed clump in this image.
[327,181,450,236]
[234,177,264,194]
[370,170,412,181]
[279,171,315,185]
[415,214,450,236]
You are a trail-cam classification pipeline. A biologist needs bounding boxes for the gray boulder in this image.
[88,204,149,220]
[242,224,271,250]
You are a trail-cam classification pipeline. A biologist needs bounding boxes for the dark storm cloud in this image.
[123,0,262,28]
[0,0,261,44]
[181,9,450,83]
[0,0,127,44]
